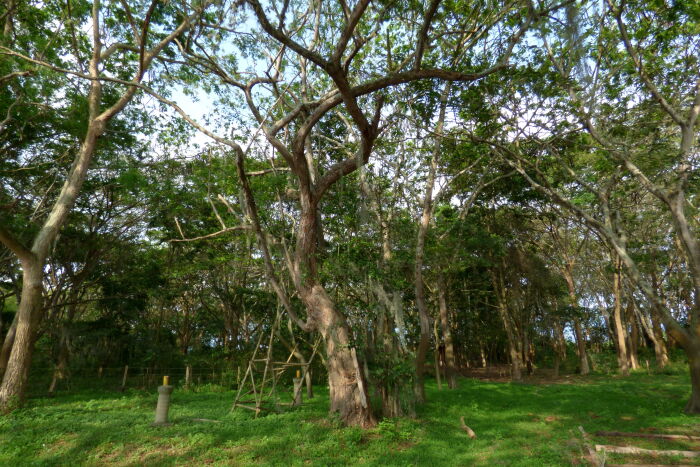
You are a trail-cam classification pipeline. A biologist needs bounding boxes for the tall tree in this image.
[0,0,210,409]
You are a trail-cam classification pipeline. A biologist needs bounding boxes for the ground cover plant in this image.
[2,370,699,466]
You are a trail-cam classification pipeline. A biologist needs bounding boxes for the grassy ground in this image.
[1,371,699,466]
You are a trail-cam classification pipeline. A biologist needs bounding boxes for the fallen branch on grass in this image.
[595,445,700,458]
[595,431,700,442]
[460,416,477,439]
[606,464,696,467]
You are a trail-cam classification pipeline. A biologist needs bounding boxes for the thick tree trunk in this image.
[0,262,42,411]
[302,285,375,427]
[438,279,457,389]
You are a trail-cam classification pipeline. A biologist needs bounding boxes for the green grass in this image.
[1,372,699,466]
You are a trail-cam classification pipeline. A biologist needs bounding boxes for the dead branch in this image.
[595,445,700,458]
[595,431,700,442]
[459,416,477,439]
[169,225,251,242]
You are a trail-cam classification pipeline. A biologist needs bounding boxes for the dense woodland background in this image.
[0,0,699,429]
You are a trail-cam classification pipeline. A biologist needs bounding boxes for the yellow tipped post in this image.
[154,375,173,426]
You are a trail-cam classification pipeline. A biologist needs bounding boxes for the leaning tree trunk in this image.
[0,261,42,411]
[301,285,375,427]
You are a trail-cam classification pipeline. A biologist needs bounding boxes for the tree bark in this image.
[627,302,640,370]
[414,81,451,402]
[301,285,375,427]
[492,269,522,381]
[651,315,669,368]
[0,312,18,379]
[438,277,457,388]
[685,343,700,414]
[563,265,590,375]
[0,260,42,410]
[552,320,567,377]
[611,258,630,376]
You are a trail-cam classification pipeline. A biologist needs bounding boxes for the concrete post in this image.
[292,377,303,406]
[153,382,174,425]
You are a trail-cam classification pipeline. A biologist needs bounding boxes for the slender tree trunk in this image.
[612,259,630,376]
[0,261,42,410]
[0,313,18,379]
[438,278,457,389]
[433,318,442,390]
[552,320,566,377]
[627,302,640,370]
[414,81,451,403]
[492,270,522,381]
[563,265,590,375]
[572,319,590,375]
[652,316,669,368]
[480,343,487,368]
[686,344,700,414]
[48,328,69,396]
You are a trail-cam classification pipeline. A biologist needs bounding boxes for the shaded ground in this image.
[1,370,698,466]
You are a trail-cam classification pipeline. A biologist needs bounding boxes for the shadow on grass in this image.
[2,373,698,466]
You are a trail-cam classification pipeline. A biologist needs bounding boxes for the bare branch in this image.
[414,0,441,70]
[170,225,252,243]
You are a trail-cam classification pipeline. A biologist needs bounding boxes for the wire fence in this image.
[29,363,308,394]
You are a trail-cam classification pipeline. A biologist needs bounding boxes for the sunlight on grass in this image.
[1,372,698,466]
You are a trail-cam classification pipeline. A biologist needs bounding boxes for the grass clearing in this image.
[1,371,699,466]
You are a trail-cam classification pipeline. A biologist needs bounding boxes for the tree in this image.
[473,0,700,411]
[0,0,210,410]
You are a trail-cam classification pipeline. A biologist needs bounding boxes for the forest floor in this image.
[1,369,699,466]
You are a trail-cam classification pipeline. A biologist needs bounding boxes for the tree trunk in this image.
[611,259,630,376]
[0,261,42,411]
[627,302,640,370]
[0,312,18,379]
[652,315,669,368]
[572,318,590,375]
[438,279,457,389]
[563,265,590,375]
[48,325,70,396]
[302,285,375,427]
[413,81,450,403]
[685,345,700,414]
[492,269,522,381]
[553,320,566,377]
